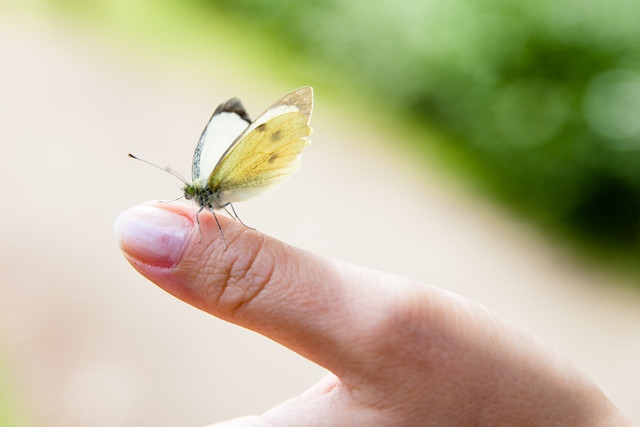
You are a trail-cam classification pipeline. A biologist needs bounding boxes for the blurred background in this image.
[1,0,639,425]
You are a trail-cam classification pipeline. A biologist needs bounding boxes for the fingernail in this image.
[114,206,192,267]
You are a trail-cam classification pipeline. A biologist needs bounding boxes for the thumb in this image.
[115,203,633,427]
[114,202,393,376]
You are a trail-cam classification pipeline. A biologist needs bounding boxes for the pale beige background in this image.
[1,11,639,427]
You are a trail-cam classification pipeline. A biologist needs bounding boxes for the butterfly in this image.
[130,86,313,249]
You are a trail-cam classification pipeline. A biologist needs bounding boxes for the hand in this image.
[115,202,632,426]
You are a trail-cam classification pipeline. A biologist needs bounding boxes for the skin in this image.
[114,202,633,426]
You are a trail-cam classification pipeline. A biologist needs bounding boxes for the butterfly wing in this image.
[208,86,313,205]
[191,98,251,182]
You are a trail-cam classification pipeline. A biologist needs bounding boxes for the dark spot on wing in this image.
[270,130,282,141]
[256,123,267,132]
[268,153,279,163]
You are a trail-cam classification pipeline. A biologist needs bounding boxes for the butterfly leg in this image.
[209,207,228,250]
[159,195,184,204]
[196,206,204,243]
[224,203,254,230]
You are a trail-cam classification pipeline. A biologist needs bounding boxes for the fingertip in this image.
[115,203,194,268]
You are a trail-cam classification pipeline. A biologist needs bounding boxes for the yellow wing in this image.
[208,88,313,205]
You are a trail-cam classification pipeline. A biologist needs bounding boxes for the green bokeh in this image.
[199,0,640,256]
[0,354,28,427]
[25,0,640,266]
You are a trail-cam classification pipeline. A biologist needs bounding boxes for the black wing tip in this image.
[214,98,251,123]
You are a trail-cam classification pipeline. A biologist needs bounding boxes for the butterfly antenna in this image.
[128,153,187,184]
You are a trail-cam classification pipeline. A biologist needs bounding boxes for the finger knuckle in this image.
[210,237,276,317]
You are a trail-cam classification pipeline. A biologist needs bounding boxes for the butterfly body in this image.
[183,179,224,210]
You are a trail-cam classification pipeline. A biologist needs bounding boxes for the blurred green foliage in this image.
[30,0,640,259]
[0,355,27,427]
[201,0,640,254]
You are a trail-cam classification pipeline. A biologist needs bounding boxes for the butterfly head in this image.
[183,183,197,200]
